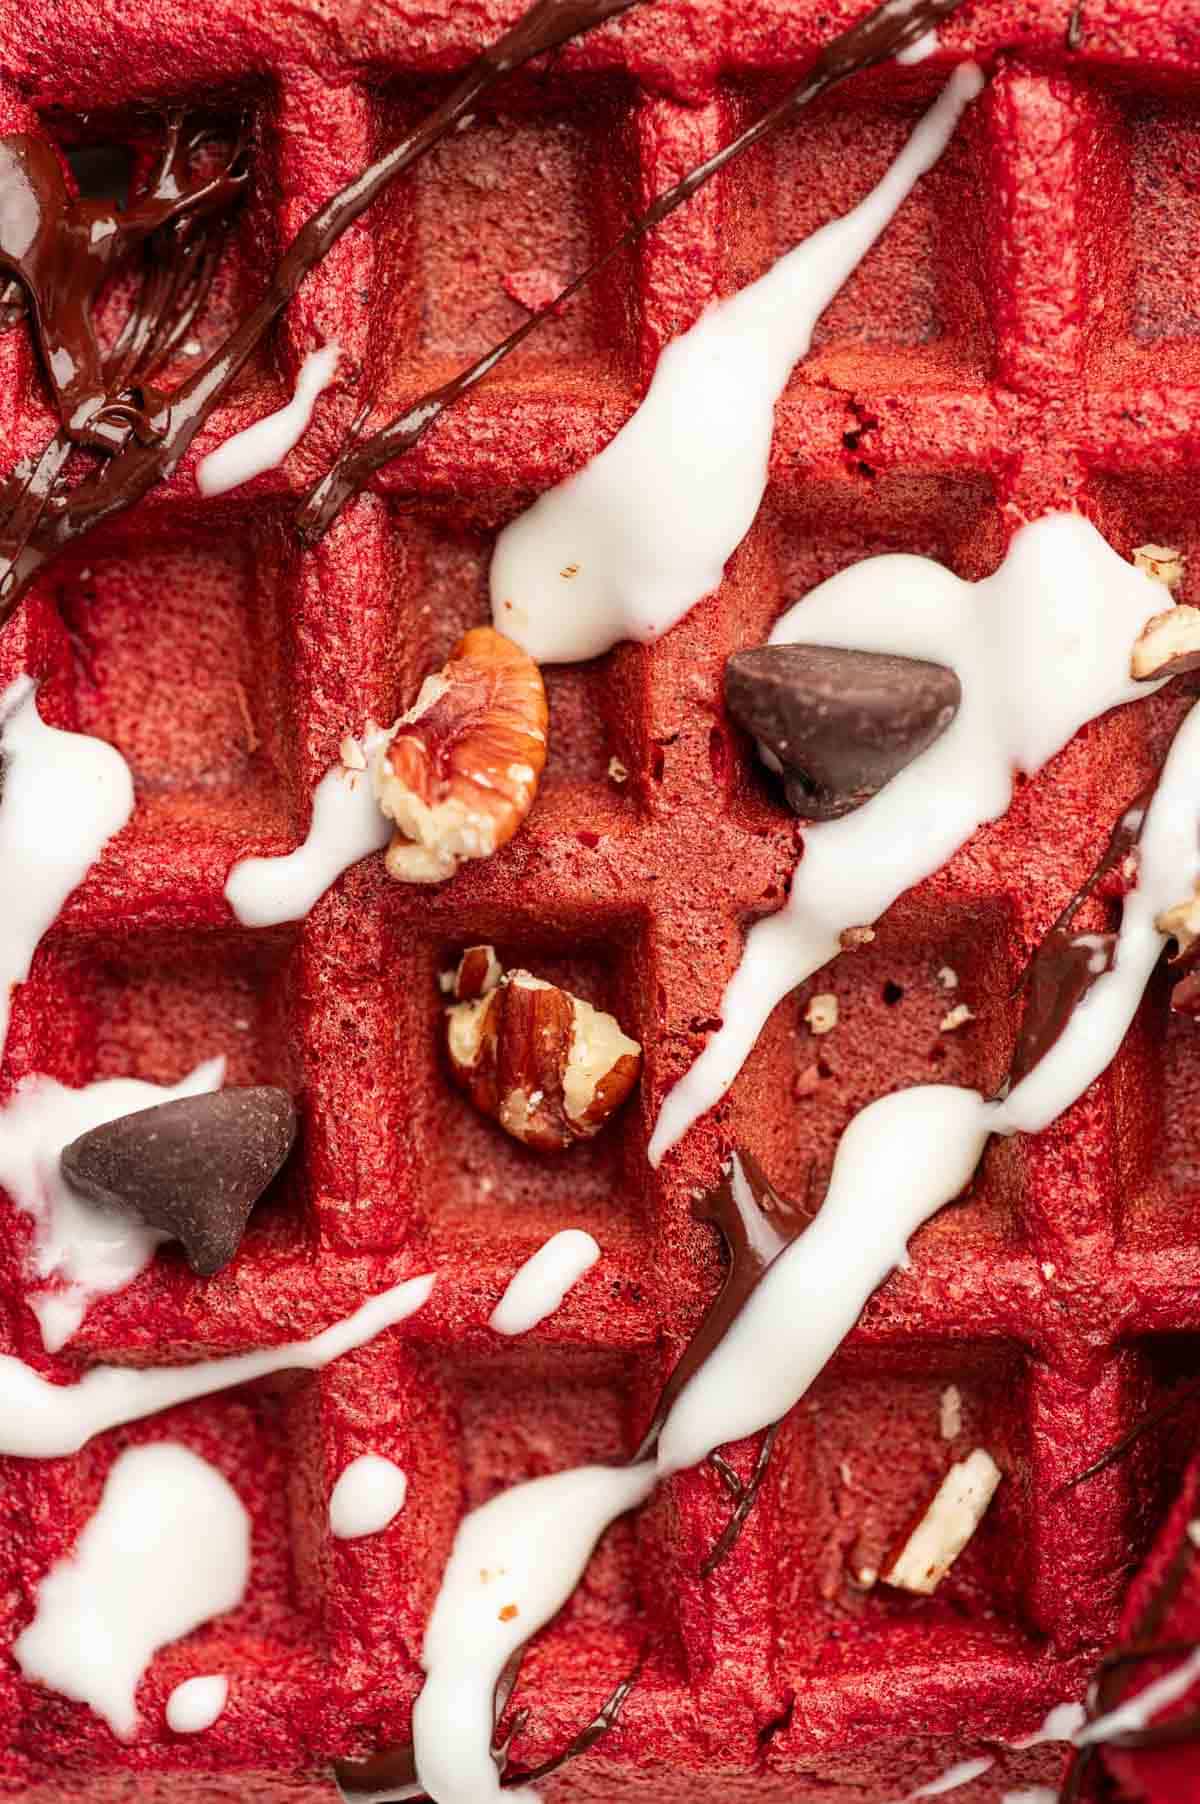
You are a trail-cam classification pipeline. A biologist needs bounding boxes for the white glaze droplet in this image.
[413,1462,655,1804]
[0,1057,225,1351]
[0,678,134,1068]
[0,1272,433,1459]
[14,1444,248,1739]
[489,67,983,664]
[166,1673,229,1734]
[1009,1700,1088,1748]
[225,726,391,927]
[329,1454,409,1539]
[649,514,1169,1164]
[488,1229,601,1335]
[1001,1791,1058,1804]
[908,1756,994,1798]
[196,342,340,497]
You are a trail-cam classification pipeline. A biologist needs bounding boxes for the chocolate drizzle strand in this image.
[1006,784,1152,1087]
[635,1150,813,1572]
[297,0,973,538]
[0,0,649,628]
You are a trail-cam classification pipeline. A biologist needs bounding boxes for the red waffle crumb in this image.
[3,0,1200,1798]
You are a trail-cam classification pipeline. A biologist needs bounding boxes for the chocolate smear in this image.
[0,118,247,451]
[297,0,974,538]
[1007,785,1152,1087]
[724,644,962,820]
[59,1086,297,1277]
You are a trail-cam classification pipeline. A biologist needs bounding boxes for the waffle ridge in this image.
[2,0,1200,1797]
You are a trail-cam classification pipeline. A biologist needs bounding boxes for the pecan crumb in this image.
[805,993,839,1036]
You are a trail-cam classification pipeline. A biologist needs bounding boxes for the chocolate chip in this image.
[60,1088,298,1277]
[725,644,962,820]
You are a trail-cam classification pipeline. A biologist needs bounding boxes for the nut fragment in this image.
[442,944,504,1001]
[373,627,548,884]
[444,955,641,1151]
[839,926,875,950]
[1131,604,1200,681]
[1156,888,1200,959]
[607,756,629,785]
[939,1003,974,1032]
[1134,543,1185,590]
[805,993,838,1035]
[880,1448,1002,1595]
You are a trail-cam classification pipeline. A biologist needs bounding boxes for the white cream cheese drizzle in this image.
[0,1272,433,1459]
[649,513,1170,1165]
[196,342,340,498]
[166,1673,230,1734]
[14,1443,249,1739]
[412,1462,655,1804]
[0,678,134,1069]
[489,66,984,665]
[225,726,391,927]
[488,1229,600,1335]
[0,1057,225,1352]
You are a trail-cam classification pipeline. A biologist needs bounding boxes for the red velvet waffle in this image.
[4,0,1200,1798]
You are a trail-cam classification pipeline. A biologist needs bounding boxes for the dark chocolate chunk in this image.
[60,1087,297,1277]
[724,643,962,820]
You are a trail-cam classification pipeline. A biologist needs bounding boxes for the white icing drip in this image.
[489,67,983,665]
[14,1444,248,1739]
[225,725,391,927]
[329,1454,408,1539]
[1077,1644,1200,1744]
[488,1229,601,1335]
[412,1461,655,1804]
[657,1085,994,1475]
[166,1673,229,1734]
[0,1057,225,1352]
[196,342,340,497]
[1001,1793,1058,1804]
[0,1272,433,1458]
[0,678,134,1068]
[649,513,1169,1165]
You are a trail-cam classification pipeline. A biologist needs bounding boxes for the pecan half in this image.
[373,627,548,883]
[445,957,641,1151]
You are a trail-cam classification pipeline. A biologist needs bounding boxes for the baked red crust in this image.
[2,0,1200,1797]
